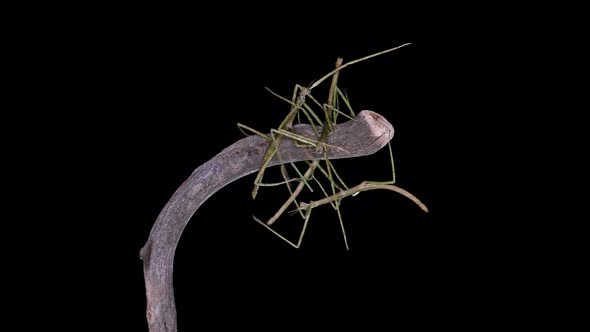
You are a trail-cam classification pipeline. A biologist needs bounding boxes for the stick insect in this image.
[238,44,427,250]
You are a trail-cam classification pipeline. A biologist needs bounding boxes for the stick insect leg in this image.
[253,208,313,249]
[334,199,349,251]
[365,142,397,186]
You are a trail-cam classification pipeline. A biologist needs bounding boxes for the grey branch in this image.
[139,110,394,332]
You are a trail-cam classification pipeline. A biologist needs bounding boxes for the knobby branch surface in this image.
[140,110,394,332]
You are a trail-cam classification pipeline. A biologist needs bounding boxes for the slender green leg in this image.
[253,208,313,249]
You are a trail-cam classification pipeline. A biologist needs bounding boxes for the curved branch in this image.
[139,110,394,332]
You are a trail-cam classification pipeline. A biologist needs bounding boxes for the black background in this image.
[2,3,589,331]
